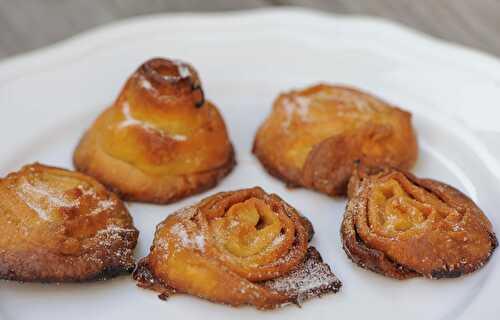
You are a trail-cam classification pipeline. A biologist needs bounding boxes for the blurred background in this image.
[0,0,499,59]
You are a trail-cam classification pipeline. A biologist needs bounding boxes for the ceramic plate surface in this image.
[0,8,499,320]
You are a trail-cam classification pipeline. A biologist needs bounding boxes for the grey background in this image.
[0,0,499,160]
[0,0,499,60]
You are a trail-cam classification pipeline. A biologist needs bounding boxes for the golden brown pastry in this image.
[0,163,139,282]
[341,166,497,279]
[133,187,341,309]
[74,58,235,204]
[253,84,418,196]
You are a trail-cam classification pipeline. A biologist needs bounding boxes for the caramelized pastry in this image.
[133,187,341,309]
[74,58,235,204]
[0,163,139,282]
[253,84,418,196]
[341,167,497,279]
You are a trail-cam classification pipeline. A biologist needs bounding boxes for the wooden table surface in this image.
[0,0,499,60]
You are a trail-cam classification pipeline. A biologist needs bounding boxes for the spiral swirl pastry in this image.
[0,163,138,282]
[133,187,341,309]
[253,84,418,196]
[341,167,497,279]
[74,58,235,204]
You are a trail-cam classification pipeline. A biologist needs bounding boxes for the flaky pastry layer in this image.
[0,163,138,282]
[253,84,418,196]
[134,187,341,309]
[74,58,235,204]
[341,167,497,279]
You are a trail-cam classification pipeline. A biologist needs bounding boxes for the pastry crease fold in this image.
[253,84,418,196]
[341,167,497,279]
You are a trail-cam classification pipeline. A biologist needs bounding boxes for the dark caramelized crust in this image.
[261,247,342,304]
[341,167,497,279]
[73,57,235,204]
[0,163,139,282]
[253,84,418,196]
[133,187,341,309]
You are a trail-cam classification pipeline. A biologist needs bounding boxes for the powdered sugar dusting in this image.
[76,184,117,215]
[171,223,190,246]
[330,89,375,112]
[92,224,138,270]
[282,95,312,130]
[172,60,192,79]
[194,234,205,251]
[271,233,285,247]
[118,101,143,129]
[97,224,137,236]
[295,96,311,119]
[139,199,341,308]
[139,76,154,91]
[16,180,79,220]
[263,247,341,304]
[16,194,49,220]
[169,134,187,141]
[170,222,206,252]
[16,178,120,221]
[90,199,116,215]
[118,101,188,142]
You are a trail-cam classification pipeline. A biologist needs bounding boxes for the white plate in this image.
[1,8,500,320]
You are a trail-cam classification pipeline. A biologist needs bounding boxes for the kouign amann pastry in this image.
[253,84,418,196]
[341,167,497,279]
[0,163,138,282]
[133,187,341,309]
[74,58,235,204]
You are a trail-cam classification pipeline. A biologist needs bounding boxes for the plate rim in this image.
[1,7,500,81]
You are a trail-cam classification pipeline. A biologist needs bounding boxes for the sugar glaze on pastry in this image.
[133,187,341,309]
[253,84,418,196]
[341,166,497,279]
[0,163,138,282]
[74,58,235,204]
